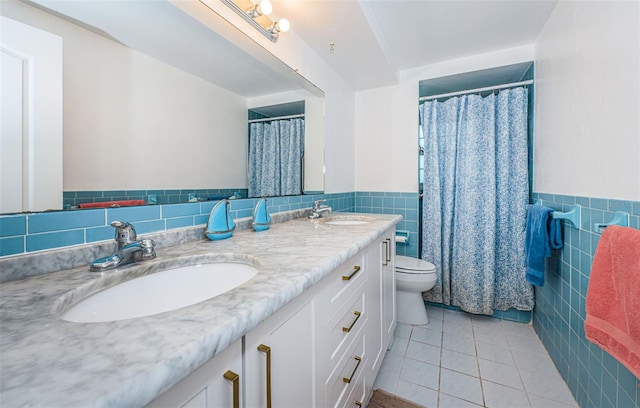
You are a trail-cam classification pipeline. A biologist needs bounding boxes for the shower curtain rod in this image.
[248,113,305,123]
[419,79,533,102]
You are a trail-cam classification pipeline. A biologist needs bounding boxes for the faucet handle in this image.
[313,199,326,209]
[140,239,156,260]
[110,221,137,246]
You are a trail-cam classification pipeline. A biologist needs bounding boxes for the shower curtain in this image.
[248,118,304,198]
[419,88,533,315]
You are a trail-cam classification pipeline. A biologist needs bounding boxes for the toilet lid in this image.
[396,255,436,274]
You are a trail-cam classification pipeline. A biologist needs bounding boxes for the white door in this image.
[1,16,63,213]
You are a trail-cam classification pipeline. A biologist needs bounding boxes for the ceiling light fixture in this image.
[219,0,289,42]
[246,0,272,17]
[267,18,289,35]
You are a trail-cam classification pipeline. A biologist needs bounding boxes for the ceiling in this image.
[27,0,311,98]
[271,0,558,91]
[27,0,558,94]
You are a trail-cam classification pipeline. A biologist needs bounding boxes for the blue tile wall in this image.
[354,192,419,258]
[426,302,532,324]
[0,192,354,257]
[0,215,26,237]
[0,237,24,257]
[63,188,248,207]
[29,209,105,233]
[106,206,161,223]
[26,230,85,252]
[532,193,640,408]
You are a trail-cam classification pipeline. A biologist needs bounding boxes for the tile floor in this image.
[373,306,579,408]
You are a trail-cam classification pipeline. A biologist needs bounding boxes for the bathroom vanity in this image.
[0,212,399,407]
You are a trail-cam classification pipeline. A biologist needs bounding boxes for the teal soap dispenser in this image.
[252,198,271,232]
[205,199,236,240]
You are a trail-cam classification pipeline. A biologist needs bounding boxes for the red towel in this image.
[78,200,147,209]
[585,225,640,378]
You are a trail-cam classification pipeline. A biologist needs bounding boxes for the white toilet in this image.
[395,255,437,325]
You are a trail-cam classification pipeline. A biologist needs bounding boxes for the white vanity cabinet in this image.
[148,339,243,408]
[148,224,396,408]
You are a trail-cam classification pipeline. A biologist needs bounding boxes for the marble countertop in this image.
[0,212,400,407]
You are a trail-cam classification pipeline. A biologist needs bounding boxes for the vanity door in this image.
[244,295,315,408]
[381,230,396,350]
[147,339,242,408]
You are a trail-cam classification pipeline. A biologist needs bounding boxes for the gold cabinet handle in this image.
[342,265,361,281]
[342,355,362,384]
[385,238,391,263]
[355,402,363,407]
[257,344,272,408]
[223,370,240,408]
[342,311,362,333]
[382,240,388,266]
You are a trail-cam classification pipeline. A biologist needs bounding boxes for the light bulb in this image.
[277,18,290,33]
[259,0,272,16]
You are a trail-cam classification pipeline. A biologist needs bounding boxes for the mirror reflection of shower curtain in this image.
[419,88,533,315]
[248,118,304,198]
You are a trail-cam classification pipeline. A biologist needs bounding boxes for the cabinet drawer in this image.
[323,332,366,408]
[324,289,366,363]
[339,361,366,408]
[316,252,366,318]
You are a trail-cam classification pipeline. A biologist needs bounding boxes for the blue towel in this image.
[549,215,564,250]
[525,205,563,286]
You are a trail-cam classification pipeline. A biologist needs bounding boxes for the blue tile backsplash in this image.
[28,209,105,233]
[0,216,26,237]
[0,191,419,257]
[532,193,640,408]
[0,193,355,257]
[26,230,85,252]
[0,237,24,257]
[63,188,248,207]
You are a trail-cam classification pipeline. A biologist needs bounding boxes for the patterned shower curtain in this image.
[419,88,533,315]
[248,118,304,198]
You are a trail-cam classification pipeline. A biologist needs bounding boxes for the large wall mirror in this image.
[0,0,324,214]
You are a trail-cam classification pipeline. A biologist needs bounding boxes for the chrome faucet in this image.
[89,221,156,271]
[308,199,333,219]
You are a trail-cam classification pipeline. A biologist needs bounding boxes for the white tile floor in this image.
[373,306,579,408]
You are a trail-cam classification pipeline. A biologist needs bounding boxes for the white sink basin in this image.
[61,262,258,323]
[322,215,374,226]
[325,220,370,225]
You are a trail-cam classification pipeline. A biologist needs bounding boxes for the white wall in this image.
[2,1,248,191]
[534,1,640,200]
[354,46,535,192]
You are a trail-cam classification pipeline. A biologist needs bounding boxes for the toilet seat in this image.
[395,255,436,274]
